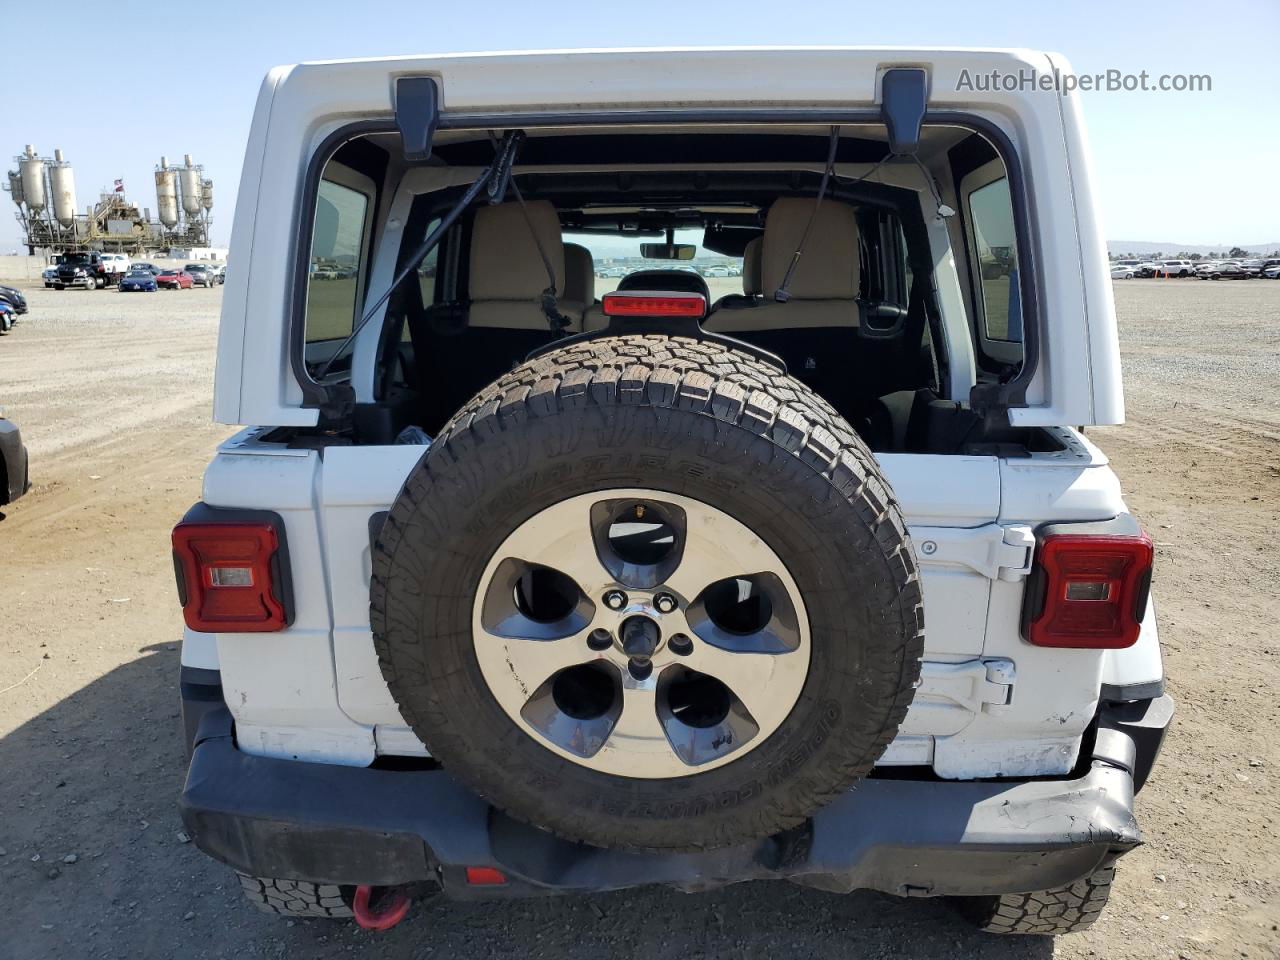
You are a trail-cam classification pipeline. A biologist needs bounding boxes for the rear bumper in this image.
[179,689,1173,900]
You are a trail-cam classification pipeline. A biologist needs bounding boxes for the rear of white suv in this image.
[174,47,1172,934]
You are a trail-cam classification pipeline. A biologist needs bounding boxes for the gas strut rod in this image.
[315,129,525,381]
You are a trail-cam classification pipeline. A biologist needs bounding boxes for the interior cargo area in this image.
[295,123,1059,456]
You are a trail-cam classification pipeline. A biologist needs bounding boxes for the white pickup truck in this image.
[174,47,1172,936]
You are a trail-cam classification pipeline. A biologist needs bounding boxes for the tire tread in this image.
[236,873,352,919]
[961,863,1116,935]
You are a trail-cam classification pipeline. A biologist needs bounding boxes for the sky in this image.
[1,0,1276,251]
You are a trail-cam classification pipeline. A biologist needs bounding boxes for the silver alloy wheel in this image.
[472,488,810,779]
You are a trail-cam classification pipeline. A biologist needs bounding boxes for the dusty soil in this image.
[0,278,1277,959]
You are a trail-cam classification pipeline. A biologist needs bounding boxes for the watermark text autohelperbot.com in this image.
[956,68,1211,95]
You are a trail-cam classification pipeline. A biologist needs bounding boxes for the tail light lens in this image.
[1023,533,1153,648]
[172,514,291,632]
[464,867,508,886]
[602,291,707,318]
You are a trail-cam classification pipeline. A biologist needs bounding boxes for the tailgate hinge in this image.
[915,658,1016,716]
[912,523,1035,581]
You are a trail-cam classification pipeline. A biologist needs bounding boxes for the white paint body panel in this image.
[202,431,1150,775]
[200,48,1157,776]
[215,46,1120,429]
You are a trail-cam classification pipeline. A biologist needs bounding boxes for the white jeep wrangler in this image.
[174,47,1173,935]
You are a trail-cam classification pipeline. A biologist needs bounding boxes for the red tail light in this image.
[1024,533,1153,648]
[464,867,508,886]
[172,520,290,632]
[602,291,707,318]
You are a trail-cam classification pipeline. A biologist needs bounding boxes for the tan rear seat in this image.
[561,242,596,319]
[742,235,763,297]
[706,197,860,331]
[469,201,582,331]
[704,198,863,411]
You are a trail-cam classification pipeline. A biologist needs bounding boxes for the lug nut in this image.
[654,592,678,614]
[668,633,693,656]
[603,589,628,610]
[587,628,613,651]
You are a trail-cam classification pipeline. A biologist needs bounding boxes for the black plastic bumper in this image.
[179,691,1173,900]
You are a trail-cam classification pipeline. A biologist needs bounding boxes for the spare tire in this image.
[371,335,923,852]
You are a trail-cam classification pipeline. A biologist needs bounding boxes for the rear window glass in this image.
[562,229,744,297]
[968,177,1021,343]
[305,179,368,343]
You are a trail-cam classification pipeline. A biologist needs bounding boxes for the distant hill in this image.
[1108,240,1280,257]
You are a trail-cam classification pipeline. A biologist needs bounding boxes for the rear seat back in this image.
[562,242,596,316]
[712,236,763,311]
[469,201,581,330]
[743,236,763,297]
[706,198,863,409]
[409,200,580,430]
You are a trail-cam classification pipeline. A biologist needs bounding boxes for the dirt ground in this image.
[0,279,1276,959]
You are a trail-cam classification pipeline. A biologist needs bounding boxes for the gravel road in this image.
[0,279,1276,959]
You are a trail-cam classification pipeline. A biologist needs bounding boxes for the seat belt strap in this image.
[773,126,840,303]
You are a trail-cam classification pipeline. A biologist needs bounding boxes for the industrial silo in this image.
[155,156,179,228]
[18,146,46,213]
[179,155,202,218]
[200,178,213,212]
[49,149,78,227]
[7,170,24,207]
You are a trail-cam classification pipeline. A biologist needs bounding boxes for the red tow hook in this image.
[352,884,411,931]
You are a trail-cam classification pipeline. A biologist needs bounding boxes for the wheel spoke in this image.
[494,499,611,596]
[679,643,803,732]
[663,518,786,603]
[475,628,597,707]
[599,682,673,760]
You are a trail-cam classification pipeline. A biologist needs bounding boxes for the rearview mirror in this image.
[640,243,696,261]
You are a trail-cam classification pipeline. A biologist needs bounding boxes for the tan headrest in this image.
[760,198,860,299]
[562,242,595,305]
[470,200,564,301]
[742,236,763,296]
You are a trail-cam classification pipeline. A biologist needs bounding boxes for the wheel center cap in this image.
[620,615,662,660]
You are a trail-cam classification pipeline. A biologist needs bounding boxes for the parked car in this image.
[1159,259,1195,277]
[156,269,194,290]
[0,405,30,504]
[1238,259,1264,277]
[0,284,28,315]
[1193,261,1219,277]
[701,265,730,278]
[174,48,1172,939]
[0,301,16,333]
[1263,261,1280,279]
[54,251,115,289]
[130,262,161,275]
[1110,264,1138,279]
[1112,258,1151,277]
[1206,262,1248,280]
[208,263,227,284]
[101,253,131,277]
[184,264,218,288]
[119,267,159,292]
